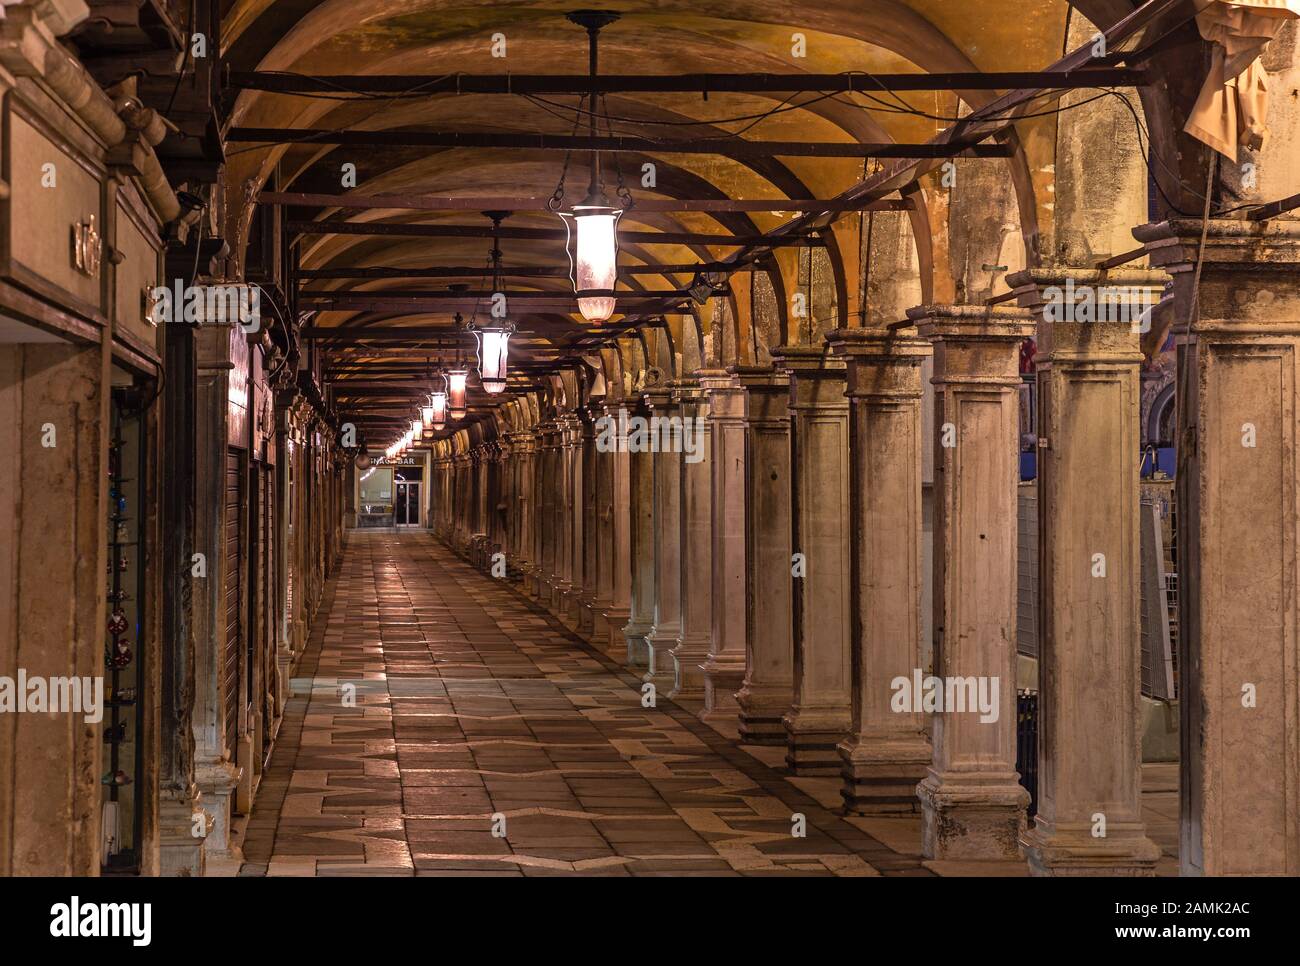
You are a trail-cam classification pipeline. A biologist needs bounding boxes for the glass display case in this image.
[102,387,145,873]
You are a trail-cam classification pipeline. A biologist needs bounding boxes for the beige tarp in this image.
[1185,0,1300,160]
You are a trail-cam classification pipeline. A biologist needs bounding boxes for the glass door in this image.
[395,481,421,527]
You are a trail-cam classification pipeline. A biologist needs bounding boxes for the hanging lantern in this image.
[471,213,516,392]
[553,11,627,324]
[429,389,448,430]
[559,193,623,323]
[421,401,434,428]
[447,368,469,420]
[411,417,423,443]
[473,323,513,394]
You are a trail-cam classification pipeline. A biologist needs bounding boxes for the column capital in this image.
[771,345,846,411]
[908,304,1034,387]
[827,329,932,400]
[642,384,675,413]
[700,371,744,421]
[770,344,845,377]
[1007,267,1164,363]
[728,364,790,392]
[1134,218,1300,338]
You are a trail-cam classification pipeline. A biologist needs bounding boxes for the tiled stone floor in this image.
[239,531,931,876]
[238,530,1179,877]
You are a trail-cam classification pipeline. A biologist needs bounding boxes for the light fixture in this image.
[688,270,730,305]
[442,310,470,420]
[429,386,448,430]
[447,367,469,420]
[470,211,516,394]
[552,10,629,323]
[475,326,512,393]
[411,417,423,442]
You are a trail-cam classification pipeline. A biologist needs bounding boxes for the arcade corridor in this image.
[2,0,1298,894]
[234,531,1178,877]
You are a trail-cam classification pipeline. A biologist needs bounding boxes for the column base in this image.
[603,607,631,658]
[783,707,851,775]
[736,683,792,744]
[670,639,712,696]
[235,731,256,814]
[195,757,244,867]
[553,581,574,619]
[669,636,710,700]
[622,618,651,667]
[1021,821,1159,876]
[590,608,612,647]
[837,735,931,815]
[158,785,208,877]
[643,624,679,685]
[917,770,1029,861]
[700,655,745,722]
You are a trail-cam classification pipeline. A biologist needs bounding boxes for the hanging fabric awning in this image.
[1185,0,1300,160]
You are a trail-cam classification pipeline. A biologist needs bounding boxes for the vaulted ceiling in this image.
[216,0,1165,450]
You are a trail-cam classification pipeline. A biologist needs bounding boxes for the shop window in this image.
[358,464,394,528]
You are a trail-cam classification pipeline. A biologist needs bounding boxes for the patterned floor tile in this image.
[239,531,931,877]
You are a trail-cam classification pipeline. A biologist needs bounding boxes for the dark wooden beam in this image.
[301,288,686,300]
[261,192,914,214]
[298,262,755,280]
[286,220,780,246]
[304,324,640,340]
[228,69,1148,96]
[231,127,1013,159]
[301,295,690,314]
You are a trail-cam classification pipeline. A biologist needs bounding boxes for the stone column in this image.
[911,304,1034,860]
[1136,219,1300,876]
[515,434,536,586]
[700,371,748,721]
[159,317,204,876]
[535,425,557,602]
[733,366,794,744]
[643,385,682,685]
[828,329,933,814]
[577,410,599,636]
[1010,268,1162,875]
[556,413,583,624]
[771,347,852,774]
[623,401,656,667]
[672,378,712,700]
[0,340,110,875]
[193,328,243,863]
[600,402,633,656]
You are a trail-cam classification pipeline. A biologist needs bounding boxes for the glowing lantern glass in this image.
[411,418,423,443]
[560,194,622,323]
[421,403,434,428]
[429,390,448,430]
[447,368,469,420]
[474,327,512,394]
